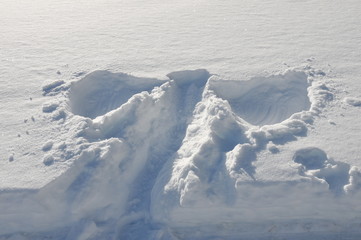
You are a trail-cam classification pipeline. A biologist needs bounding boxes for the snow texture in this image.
[208,71,311,126]
[1,68,361,239]
[2,0,361,239]
[344,97,361,107]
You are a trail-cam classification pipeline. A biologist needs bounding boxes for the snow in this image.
[208,71,311,126]
[344,97,361,107]
[69,71,164,119]
[42,80,66,95]
[1,0,361,239]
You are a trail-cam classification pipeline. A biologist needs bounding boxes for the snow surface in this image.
[1,0,361,239]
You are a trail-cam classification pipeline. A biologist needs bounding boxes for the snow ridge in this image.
[1,68,361,239]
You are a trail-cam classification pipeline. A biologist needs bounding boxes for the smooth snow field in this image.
[1,0,361,239]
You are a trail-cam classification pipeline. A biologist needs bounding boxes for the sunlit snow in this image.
[1,0,361,239]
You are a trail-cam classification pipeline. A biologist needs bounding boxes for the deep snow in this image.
[1,0,361,239]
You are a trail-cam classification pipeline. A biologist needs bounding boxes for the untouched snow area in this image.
[1,0,361,239]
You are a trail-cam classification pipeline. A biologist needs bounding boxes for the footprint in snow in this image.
[344,97,361,107]
[42,141,53,152]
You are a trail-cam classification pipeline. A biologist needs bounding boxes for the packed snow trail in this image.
[1,68,361,240]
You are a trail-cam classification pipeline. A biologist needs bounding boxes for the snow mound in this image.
[2,68,361,239]
[209,71,311,126]
[167,69,210,87]
[69,70,164,119]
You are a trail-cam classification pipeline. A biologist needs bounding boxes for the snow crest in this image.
[2,68,361,239]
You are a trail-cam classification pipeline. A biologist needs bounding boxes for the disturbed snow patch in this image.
[209,71,311,126]
[69,70,164,119]
[293,147,352,195]
[344,97,361,107]
[2,68,361,239]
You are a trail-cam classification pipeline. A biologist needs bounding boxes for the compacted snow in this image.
[1,0,361,239]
